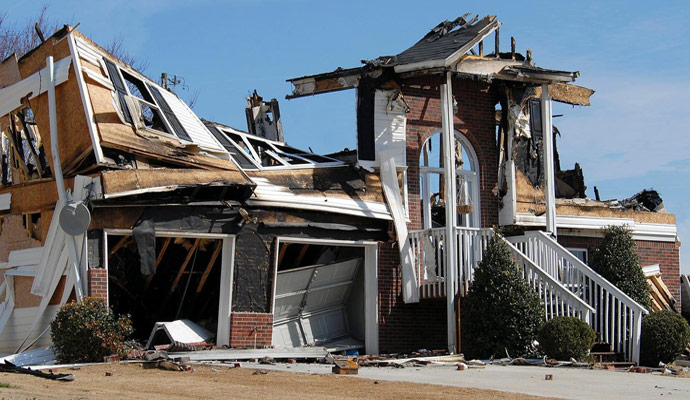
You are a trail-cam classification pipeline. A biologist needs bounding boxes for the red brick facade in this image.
[557,235,681,303]
[376,76,500,352]
[88,268,108,301]
[229,312,273,348]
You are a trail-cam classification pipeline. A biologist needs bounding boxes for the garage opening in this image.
[272,242,367,352]
[107,234,225,343]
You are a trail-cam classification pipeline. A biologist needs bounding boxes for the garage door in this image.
[272,258,361,348]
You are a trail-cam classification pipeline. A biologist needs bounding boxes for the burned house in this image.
[0,15,681,365]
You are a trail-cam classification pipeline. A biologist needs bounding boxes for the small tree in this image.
[50,297,132,363]
[461,234,544,359]
[589,226,651,310]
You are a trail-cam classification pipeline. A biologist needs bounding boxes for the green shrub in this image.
[538,317,595,360]
[50,297,133,363]
[589,226,651,311]
[640,310,690,366]
[461,234,544,359]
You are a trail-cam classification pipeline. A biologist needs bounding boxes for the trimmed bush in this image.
[538,317,595,361]
[640,310,690,366]
[50,297,133,363]
[461,234,544,359]
[589,226,651,311]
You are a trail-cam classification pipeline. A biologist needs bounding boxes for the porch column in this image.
[541,84,557,237]
[440,71,457,353]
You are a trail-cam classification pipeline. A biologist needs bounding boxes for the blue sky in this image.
[5,1,690,273]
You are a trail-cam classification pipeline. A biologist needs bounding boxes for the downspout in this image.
[541,84,557,237]
[47,56,84,301]
[441,71,457,353]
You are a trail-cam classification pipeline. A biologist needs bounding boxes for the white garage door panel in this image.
[302,309,348,344]
[272,319,305,348]
[272,258,362,348]
[302,284,350,313]
[273,294,304,321]
[275,267,314,294]
[310,259,360,287]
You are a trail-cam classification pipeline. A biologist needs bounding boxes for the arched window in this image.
[419,131,480,228]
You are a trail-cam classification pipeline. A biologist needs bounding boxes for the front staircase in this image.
[408,227,648,364]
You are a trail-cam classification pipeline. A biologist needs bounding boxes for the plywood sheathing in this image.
[533,83,594,106]
[99,169,252,196]
[0,214,41,262]
[0,177,73,215]
[246,167,385,203]
[0,54,21,89]
[515,169,676,224]
[15,29,94,175]
[91,206,144,230]
[12,275,65,309]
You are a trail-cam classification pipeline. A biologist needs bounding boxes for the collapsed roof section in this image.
[286,14,589,105]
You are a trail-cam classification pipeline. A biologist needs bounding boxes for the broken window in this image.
[419,131,480,228]
[210,125,344,170]
[0,108,51,186]
[105,60,192,142]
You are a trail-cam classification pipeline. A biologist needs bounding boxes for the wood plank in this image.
[195,241,222,294]
[108,235,132,260]
[170,238,200,293]
[292,244,310,268]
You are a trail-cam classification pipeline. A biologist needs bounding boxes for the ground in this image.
[1,362,690,400]
[0,363,557,400]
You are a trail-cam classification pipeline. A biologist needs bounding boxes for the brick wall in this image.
[229,312,273,348]
[557,235,681,303]
[377,235,447,353]
[88,268,108,301]
[403,76,499,231]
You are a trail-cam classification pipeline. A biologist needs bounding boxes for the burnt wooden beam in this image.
[292,244,310,268]
[17,113,44,177]
[144,237,172,290]
[195,241,222,294]
[108,235,132,260]
[170,238,200,293]
[277,243,288,268]
[511,37,516,60]
[479,40,484,57]
[494,27,500,58]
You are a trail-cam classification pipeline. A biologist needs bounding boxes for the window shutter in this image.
[147,84,192,142]
[104,60,132,124]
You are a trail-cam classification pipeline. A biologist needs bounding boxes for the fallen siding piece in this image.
[0,346,55,367]
[380,152,419,303]
[168,347,329,361]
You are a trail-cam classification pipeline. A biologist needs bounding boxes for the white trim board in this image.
[0,57,71,118]
[514,213,678,242]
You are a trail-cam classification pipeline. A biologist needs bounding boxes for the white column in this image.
[364,244,379,354]
[541,84,557,237]
[441,72,457,353]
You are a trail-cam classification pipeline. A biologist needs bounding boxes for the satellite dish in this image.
[59,201,91,235]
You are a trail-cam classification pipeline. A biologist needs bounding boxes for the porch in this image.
[407,227,647,364]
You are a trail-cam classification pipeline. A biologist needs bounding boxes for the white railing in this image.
[508,231,648,364]
[408,228,594,323]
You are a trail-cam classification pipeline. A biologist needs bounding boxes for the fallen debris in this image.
[0,361,75,381]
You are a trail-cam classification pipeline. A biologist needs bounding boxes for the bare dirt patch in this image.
[0,363,565,400]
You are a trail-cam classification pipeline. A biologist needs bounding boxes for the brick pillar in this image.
[229,312,273,348]
[88,269,108,300]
